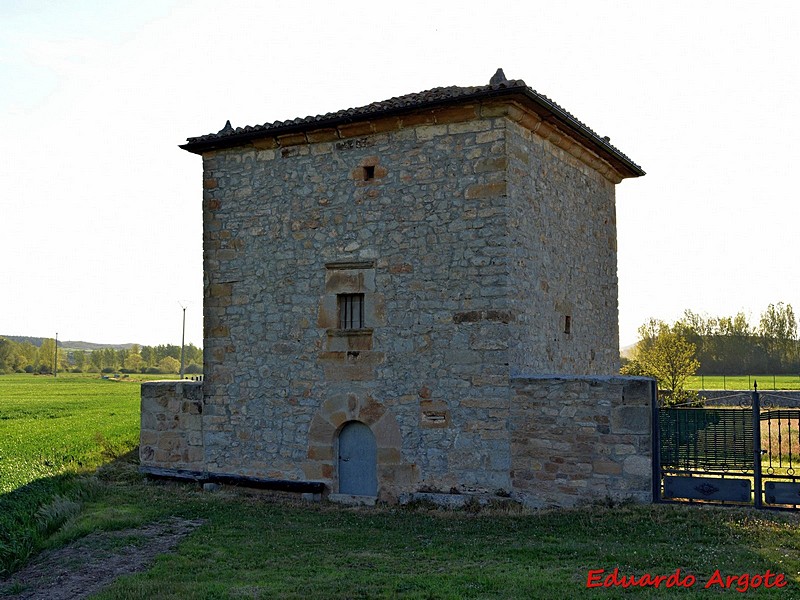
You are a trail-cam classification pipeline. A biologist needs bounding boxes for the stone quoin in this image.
[140,69,653,507]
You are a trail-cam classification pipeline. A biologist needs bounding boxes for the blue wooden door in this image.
[338,421,377,496]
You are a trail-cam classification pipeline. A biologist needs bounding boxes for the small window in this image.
[363,165,375,181]
[339,293,365,329]
[564,315,572,335]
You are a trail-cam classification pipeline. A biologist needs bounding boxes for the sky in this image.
[1,0,798,349]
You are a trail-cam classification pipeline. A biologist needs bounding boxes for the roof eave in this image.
[179,86,644,179]
[513,88,646,178]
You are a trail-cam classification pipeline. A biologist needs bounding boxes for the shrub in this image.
[157,356,180,374]
[660,389,705,407]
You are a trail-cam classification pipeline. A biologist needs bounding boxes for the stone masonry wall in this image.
[140,381,204,472]
[506,120,620,376]
[201,106,517,499]
[179,99,639,502]
[510,376,653,507]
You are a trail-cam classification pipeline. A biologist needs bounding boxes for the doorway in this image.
[338,421,377,496]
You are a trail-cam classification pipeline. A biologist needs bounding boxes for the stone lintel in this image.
[276,132,308,147]
[305,128,339,143]
[251,138,278,149]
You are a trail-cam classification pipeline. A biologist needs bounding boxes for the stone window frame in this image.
[318,261,384,352]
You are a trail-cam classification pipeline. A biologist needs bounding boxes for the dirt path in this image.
[0,517,204,599]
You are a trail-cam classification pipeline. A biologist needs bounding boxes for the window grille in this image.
[338,293,365,329]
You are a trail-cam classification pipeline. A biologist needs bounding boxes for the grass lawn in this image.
[0,373,142,573]
[686,375,800,391]
[7,461,799,599]
[0,373,141,493]
[2,373,800,598]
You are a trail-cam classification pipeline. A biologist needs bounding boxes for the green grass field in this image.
[0,374,141,494]
[0,373,143,573]
[686,375,800,391]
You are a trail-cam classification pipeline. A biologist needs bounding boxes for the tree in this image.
[89,349,103,372]
[758,302,797,373]
[677,309,760,375]
[675,310,713,364]
[116,348,129,370]
[184,362,203,374]
[0,337,16,373]
[72,350,86,371]
[140,345,154,367]
[38,338,56,373]
[124,352,144,372]
[17,342,37,372]
[717,312,755,374]
[622,319,700,402]
[101,348,117,371]
[184,343,202,365]
[157,356,181,374]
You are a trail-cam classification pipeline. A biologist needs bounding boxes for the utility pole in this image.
[54,332,58,378]
[179,303,187,380]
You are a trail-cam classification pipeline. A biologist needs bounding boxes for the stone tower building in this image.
[140,70,654,507]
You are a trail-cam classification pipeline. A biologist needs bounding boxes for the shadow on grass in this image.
[0,449,140,577]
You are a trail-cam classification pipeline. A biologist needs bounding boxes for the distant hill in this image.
[0,335,137,351]
[60,340,138,351]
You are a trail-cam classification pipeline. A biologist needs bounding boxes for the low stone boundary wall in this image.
[510,375,654,508]
[140,377,657,508]
[140,380,204,472]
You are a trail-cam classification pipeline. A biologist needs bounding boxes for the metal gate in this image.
[654,384,800,509]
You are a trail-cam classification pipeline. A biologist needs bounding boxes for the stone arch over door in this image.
[305,392,415,500]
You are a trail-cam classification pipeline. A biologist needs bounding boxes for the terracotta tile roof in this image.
[181,69,643,177]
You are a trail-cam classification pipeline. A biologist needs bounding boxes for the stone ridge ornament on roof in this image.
[181,68,644,178]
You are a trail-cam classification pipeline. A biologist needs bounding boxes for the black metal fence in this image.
[654,385,800,509]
